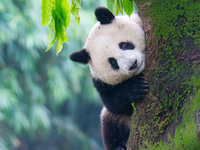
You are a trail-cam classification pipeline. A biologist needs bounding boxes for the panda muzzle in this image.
[129,60,137,70]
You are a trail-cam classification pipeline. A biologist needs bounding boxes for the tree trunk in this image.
[127,0,200,149]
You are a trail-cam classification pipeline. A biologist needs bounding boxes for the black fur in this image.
[101,114,129,150]
[119,42,135,50]
[94,73,148,150]
[108,57,120,70]
[70,49,90,64]
[95,7,115,24]
[93,73,148,116]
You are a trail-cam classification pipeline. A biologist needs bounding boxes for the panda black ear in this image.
[95,7,115,24]
[70,49,90,64]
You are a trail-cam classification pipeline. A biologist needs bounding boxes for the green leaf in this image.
[123,0,133,16]
[118,0,123,14]
[131,102,136,111]
[112,0,123,15]
[44,0,71,53]
[56,30,67,55]
[41,0,55,26]
[46,11,56,52]
[113,0,119,16]
[107,0,114,12]
[71,0,81,25]
[55,0,71,28]
[55,15,68,54]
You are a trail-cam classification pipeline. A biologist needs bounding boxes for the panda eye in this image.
[108,57,119,70]
[119,42,135,50]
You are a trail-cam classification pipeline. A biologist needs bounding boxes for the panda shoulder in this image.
[101,107,131,127]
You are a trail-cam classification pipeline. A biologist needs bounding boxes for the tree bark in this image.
[127,0,200,149]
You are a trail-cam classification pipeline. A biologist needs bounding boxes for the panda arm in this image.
[93,73,148,115]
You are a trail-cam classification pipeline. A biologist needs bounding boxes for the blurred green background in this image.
[0,0,106,149]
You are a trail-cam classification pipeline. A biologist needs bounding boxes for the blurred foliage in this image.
[0,0,106,149]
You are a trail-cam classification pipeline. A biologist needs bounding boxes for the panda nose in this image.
[129,60,137,70]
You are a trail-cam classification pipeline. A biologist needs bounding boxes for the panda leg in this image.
[101,114,130,150]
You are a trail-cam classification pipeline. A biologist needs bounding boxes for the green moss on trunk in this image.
[127,0,200,149]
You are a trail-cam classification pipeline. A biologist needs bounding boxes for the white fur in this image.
[85,14,145,85]
[101,107,131,128]
[130,13,143,28]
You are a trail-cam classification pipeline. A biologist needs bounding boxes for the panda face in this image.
[109,42,137,70]
[70,7,145,85]
[86,15,145,85]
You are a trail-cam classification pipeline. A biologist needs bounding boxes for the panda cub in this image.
[70,7,148,150]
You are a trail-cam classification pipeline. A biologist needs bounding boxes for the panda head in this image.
[70,7,145,85]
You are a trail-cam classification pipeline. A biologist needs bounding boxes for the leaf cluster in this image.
[107,0,138,16]
[41,0,80,54]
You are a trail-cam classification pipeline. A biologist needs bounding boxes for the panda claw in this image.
[136,75,144,78]
[145,89,149,94]
[139,83,148,88]
[137,79,147,84]
[143,81,148,84]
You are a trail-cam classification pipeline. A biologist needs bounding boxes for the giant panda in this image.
[70,7,148,150]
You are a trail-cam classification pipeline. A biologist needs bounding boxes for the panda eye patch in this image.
[108,57,119,70]
[119,42,135,50]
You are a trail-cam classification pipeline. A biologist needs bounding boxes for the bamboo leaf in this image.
[123,0,133,16]
[41,0,55,26]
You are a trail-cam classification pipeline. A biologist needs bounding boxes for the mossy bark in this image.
[127,0,200,149]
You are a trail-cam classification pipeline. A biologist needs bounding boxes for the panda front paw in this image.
[130,74,148,102]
